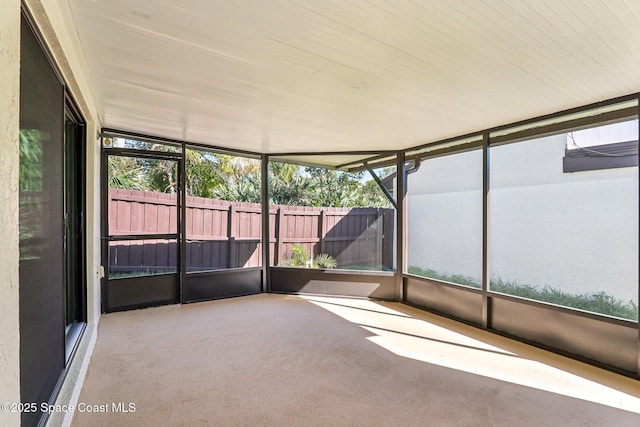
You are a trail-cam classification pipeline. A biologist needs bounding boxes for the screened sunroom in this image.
[2,1,639,426]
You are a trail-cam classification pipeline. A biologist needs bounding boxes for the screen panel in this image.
[19,15,66,427]
[489,119,639,321]
[185,148,262,272]
[407,149,483,288]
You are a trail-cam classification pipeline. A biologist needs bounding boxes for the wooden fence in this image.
[108,189,394,273]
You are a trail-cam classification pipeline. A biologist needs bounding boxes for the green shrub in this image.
[313,253,337,269]
[282,244,336,269]
[290,244,311,267]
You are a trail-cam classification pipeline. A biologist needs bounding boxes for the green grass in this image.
[490,278,638,321]
[340,264,394,272]
[109,270,174,279]
[408,266,481,288]
[408,266,638,321]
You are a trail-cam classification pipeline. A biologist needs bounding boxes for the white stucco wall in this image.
[408,134,639,303]
[0,0,22,424]
[407,149,483,283]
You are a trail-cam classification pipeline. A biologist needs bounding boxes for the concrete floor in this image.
[71,294,640,426]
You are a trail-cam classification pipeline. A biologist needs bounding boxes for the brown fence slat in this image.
[108,189,394,271]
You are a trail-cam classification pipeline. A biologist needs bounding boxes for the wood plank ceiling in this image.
[68,0,640,166]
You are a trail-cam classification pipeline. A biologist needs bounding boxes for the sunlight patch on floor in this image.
[303,295,640,414]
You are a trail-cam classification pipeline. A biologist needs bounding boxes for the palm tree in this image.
[107,156,150,191]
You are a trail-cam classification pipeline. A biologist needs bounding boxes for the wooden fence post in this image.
[275,207,284,265]
[383,208,394,269]
[319,209,327,254]
[228,204,236,268]
[375,209,383,268]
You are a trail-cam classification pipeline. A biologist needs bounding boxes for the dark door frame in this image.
[101,148,183,312]
[63,95,87,363]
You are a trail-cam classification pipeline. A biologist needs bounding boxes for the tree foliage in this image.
[107,141,392,208]
[19,129,43,191]
[108,156,150,190]
[268,163,391,208]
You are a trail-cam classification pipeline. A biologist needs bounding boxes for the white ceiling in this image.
[68,0,640,165]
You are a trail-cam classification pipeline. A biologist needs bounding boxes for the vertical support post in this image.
[396,152,406,302]
[637,97,640,377]
[261,154,270,292]
[100,147,109,311]
[482,132,491,329]
[179,147,187,302]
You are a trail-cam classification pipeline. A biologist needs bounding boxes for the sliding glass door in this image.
[19,11,87,427]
